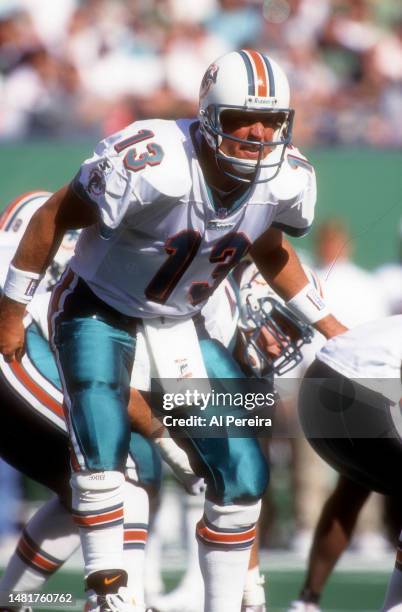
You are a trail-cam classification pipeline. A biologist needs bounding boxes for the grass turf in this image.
[0,567,388,612]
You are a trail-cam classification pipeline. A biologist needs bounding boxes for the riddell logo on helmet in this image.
[246,95,278,107]
[200,64,219,98]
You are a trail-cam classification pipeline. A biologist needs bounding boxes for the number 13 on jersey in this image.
[145,230,250,305]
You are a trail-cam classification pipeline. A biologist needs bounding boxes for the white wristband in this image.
[286,283,330,324]
[3,264,42,304]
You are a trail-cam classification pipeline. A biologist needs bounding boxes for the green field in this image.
[0,565,390,612]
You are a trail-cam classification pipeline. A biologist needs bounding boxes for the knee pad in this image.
[204,499,261,531]
[71,471,126,532]
[197,500,261,549]
[71,470,125,492]
[71,471,125,509]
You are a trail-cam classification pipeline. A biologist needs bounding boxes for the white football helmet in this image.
[198,49,294,183]
[45,228,80,289]
[238,263,315,377]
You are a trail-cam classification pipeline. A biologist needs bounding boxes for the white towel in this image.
[143,317,210,397]
[130,317,210,399]
[130,322,152,391]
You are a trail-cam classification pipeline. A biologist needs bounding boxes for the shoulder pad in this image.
[266,146,314,202]
[103,119,192,199]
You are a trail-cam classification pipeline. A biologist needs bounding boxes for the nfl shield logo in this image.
[216,207,228,218]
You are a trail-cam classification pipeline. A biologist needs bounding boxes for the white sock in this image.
[71,471,125,577]
[123,481,149,606]
[243,566,266,606]
[198,541,251,612]
[144,506,164,599]
[197,501,260,612]
[0,496,79,592]
[383,537,402,611]
[179,493,205,589]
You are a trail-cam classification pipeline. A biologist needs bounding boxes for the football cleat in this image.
[85,570,143,612]
[85,587,145,612]
[241,570,266,610]
[287,601,321,612]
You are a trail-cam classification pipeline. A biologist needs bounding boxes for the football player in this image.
[151,260,317,612]
[0,194,162,612]
[294,316,402,612]
[228,261,318,612]
[0,50,346,612]
[0,291,160,612]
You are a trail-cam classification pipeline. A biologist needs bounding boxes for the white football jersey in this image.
[0,191,51,236]
[317,316,402,403]
[0,191,52,287]
[70,119,316,319]
[0,190,80,292]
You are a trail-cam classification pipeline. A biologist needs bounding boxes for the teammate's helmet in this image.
[238,265,314,376]
[45,229,80,289]
[198,49,294,183]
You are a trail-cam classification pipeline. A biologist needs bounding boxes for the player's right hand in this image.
[0,297,26,362]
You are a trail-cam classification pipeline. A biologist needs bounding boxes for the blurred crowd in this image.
[0,0,402,145]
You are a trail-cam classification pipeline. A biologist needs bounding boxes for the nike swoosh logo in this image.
[104,574,121,586]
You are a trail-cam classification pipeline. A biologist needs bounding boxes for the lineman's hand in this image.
[0,296,26,362]
[314,314,348,340]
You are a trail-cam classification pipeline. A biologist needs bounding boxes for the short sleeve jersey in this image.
[69,119,316,318]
